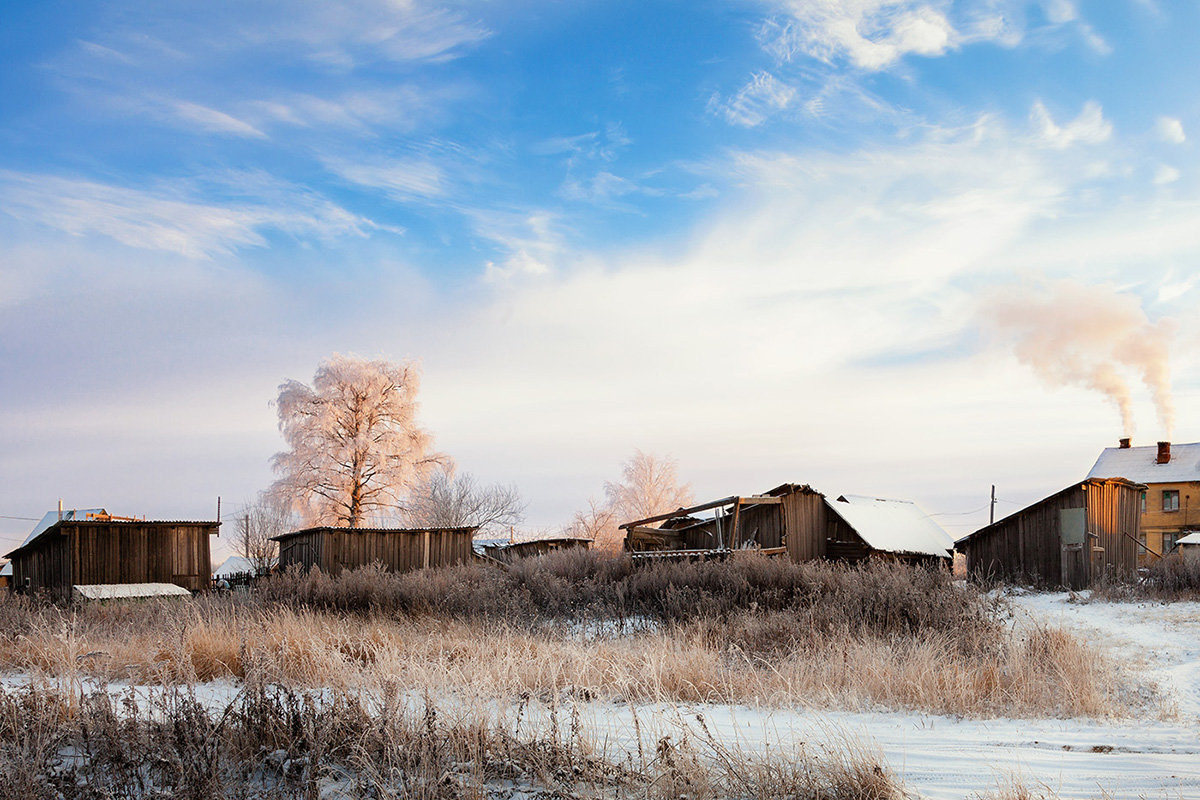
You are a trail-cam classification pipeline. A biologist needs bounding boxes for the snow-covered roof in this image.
[1087,442,1200,484]
[0,562,11,577]
[826,495,955,558]
[213,555,263,577]
[1176,532,1200,547]
[73,583,191,600]
[15,508,108,551]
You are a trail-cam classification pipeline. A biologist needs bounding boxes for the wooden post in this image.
[422,530,431,569]
[729,499,742,549]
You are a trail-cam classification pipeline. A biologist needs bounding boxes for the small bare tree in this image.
[271,354,446,527]
[232,493,291,575]
[569,449,694,552]
[402,469,526,537]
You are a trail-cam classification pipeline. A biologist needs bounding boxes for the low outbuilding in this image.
[4,509,219,601]
[473,534,592,563]
[272,525,477,574]
[1172,531,1200,563]
[621,483,954,564]
[956,477,1144,589]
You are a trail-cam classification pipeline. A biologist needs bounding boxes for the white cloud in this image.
[1030,100,1112,149]
[762,1,958,71]
[0,171,376,258]
[172,101,267,138]
[711,71,798,127]
[1155,116,1186,144]
[1153,164,1181,185]
[473,210,570,282]
[1043,0,1078,24]
[325,156,450,201]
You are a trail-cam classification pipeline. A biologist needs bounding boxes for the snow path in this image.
[1009,591,1200,724]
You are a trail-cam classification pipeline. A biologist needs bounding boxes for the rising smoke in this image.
[982,280,1175,438]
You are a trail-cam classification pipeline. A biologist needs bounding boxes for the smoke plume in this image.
[982,280,1175,438]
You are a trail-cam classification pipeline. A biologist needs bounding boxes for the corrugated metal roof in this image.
[826,495,954,558]
[5,511,218,560]
[16,509,108,550]
[1087,442,1200,484]
[73,583,191,600]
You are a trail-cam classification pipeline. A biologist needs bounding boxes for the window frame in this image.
[1162,490,1180,513]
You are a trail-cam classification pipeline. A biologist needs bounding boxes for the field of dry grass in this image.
[0,554,1131,719]
[0,681,900,800]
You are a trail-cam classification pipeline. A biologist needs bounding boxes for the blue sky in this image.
[3,0,1200,557]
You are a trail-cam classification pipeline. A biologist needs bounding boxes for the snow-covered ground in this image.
[596,591,1199,800]
[4,593,1198,798]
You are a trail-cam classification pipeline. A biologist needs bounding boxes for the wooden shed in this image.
[272,526,477,574]
[474,535,592,563]
[620,483,953,564]
[956,478,1144,589]
[4,510,218,601]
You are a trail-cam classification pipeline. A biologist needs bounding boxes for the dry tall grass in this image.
[0,682,901,800]
[1092,553,1200,602]
[0,556,1129,718]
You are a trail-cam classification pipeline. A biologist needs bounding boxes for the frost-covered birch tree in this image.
[270,354,445,527]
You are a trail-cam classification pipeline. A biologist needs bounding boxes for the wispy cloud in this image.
[171,100,267,138]
[761,1,959,71]
[472,209,570,282]
[324,155,451,202]
[710,71,798,127]
[1030,100,1112,149]
[0,171,377,258]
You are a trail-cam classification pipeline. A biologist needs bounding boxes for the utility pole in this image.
[990,485,996,525]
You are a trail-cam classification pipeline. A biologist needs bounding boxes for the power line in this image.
[0,515,38,521]
[928,505,989,517]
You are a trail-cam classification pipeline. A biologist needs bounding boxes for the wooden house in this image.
[956,477,1144,589]
[473,534,592,563]
[272,526,477,574]
[620,483,954,564]
[4,509,219,601]
[1087,439,1200,565]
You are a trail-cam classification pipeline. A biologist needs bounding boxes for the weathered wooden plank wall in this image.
[961,479,1141,588]
[275,527,475,575]
[13,521,215,599]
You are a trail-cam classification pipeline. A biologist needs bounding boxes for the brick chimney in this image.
[1119,437,1131,449]
[1157,441,1171,464]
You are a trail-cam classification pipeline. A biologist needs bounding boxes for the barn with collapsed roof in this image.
[620,483,954,564]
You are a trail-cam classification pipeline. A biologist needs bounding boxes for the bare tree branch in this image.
[401,468,526,537]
